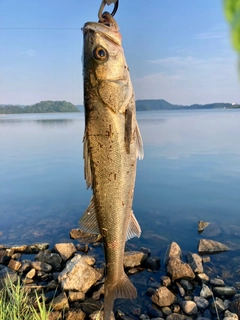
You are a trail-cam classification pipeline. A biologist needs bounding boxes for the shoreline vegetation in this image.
[0,100,240,114]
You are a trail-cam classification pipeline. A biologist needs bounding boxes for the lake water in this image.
[1,110,240,288]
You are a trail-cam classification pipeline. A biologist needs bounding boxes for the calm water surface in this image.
[1,110,240,286]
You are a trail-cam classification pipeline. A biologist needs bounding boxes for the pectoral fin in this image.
[83,132,92,189]
[78,197,100,234]
[136,122,144,160]
[126,210,141,240]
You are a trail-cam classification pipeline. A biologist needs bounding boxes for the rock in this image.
[186,252,203,273]
[210,278,225,286]
[31,261,52,272]
[202,256,210,263]
[89,310,115,320]
[10,243,49,253]
[176,282,185,297]
[167,258,195,281]
[210,297,226,313]
[127,267,144,275]
[0,250,10,264]
[80,298,102,314]
[116,309,134,319]
[213,286,237,297]
[194,296,209,309]
[151,286,176,307]
[0,267,18,289]
[139,247,151,256]
[65,309,86,320]
[8,259,22,271]
[143,256,160,270]
[161,276,171,287]
[81,255,96,266]
[68,291,85,302]
[196,273,209,284]
[229,298,240,318]
[161,307,172,316]
[164,242,182,264]
[166,313,192,320]
[92,284,104,300]
[181,301,198,315]
[123,251,147,268]
[69,229,102,243]
[18,261,32,273]
[224,310,238,319]
[146,287,156,297]
[198,221,210,233]
[48,311,62,320]
[200,284,213,299]
[58,254,101,292]
[148,303,163,318]
[180,279,193,291]
[26,268,36,279]
[53,243,77,261]
[51,292,69,311]
[35,250,62,271]
[198,239,229,254]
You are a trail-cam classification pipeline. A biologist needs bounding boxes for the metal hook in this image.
[98,0,119,21]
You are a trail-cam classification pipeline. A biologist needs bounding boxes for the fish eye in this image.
[93,46,108,61]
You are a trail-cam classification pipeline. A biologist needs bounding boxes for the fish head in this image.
[83,12,133,113]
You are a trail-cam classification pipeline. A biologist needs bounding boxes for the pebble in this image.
[181,300,198,315]
[194,296,209,309]
[213,286,237,297]
[210,278,225,286]
[200,284,213,299]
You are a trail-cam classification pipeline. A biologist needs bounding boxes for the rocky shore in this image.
[0,227,240,320]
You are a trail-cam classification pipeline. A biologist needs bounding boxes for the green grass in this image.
[0,275,53,320]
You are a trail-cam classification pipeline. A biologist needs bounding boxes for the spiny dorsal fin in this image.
[136,122,144,160]
[126,210,141,240]
[78,197,99,234]
[83,132,92,189]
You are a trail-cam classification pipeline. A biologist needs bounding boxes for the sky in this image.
[0,0,239,106]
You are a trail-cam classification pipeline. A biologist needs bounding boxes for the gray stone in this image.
[176,282,185,297]
[194,296,209,309]
[161,307,172,316]
[143,256,160,270]
[0,267,18,289]
[51,292,69,311]
[167,257,195,281]
[180,279,193,291]
[31,261,52,272]
[58,254,101,292]
[166,313,192,320]
[198,239,229,254]
[53,243,77,261]
[213,286,237,297]
[229,298,240,318]
[210,278,225,286]
[181,301,198,315]
[35,250,62,270]
[0,250,10,264]
[151,286,176,307]
[200,284,213,299]
[186,252,203,273]
[18,261,32,273]
[210,297,226,313]
[148,303,163,318]
[165,242,182,264]
[123,251,147,268]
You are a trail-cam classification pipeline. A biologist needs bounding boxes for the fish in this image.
[79,11,144,320]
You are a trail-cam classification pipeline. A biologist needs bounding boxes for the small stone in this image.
[47,280,58,290]
[68,291,85,302]
[35,250,62,271]
[161,307,172,316]
[123,251,147,268]
[31,261,52,272]
[151,286,176,307]
[202,256,210,263]
[210,297,226,314]
[186,252,203,273]
[166,313,192,320]
[161,276,171,287]
[65,309,86,320]
[51,292,69,311]
[213,286,237,297]
[210,278,225,286]
[146,288,156,297]
[167,257,195,281]
[128,267,143,275]
[198,221,210,233]
[198,239,229,254]
[53,243,77,261]
[12,253,21,260]
[8,259,22,271]
[200,284,213,299]
[229,298,240,318]
[48,311,62,320]
[143,256,161,270]
[181,301,198,315]
[80,298,102,314]
[139,247,151,256]
[89,310,115,320]
[26,268,36,279]
[180,279,193,291]
[176,282,185,297]
[148,303,163,318]
[0,250,10,264]
[164,242,182,264]
[18,261,32,273]
[194,296,209,309]
[224,310,238,319]
[0,267,18,289]
[196,273,209,284]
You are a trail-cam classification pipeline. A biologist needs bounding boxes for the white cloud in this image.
[194,31,224,40]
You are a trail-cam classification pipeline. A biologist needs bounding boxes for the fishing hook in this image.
[98,0,119,21]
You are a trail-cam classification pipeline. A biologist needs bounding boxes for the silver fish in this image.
[79,12,143,320]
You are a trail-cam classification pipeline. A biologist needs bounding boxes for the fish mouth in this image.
[83,12,121,46]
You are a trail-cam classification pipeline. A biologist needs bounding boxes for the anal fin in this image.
[78,197,100,234]
[126,210,141,240]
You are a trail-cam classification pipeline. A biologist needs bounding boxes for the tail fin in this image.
[103,273,137,320]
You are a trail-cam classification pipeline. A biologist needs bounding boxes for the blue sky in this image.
[0,0,239,105]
